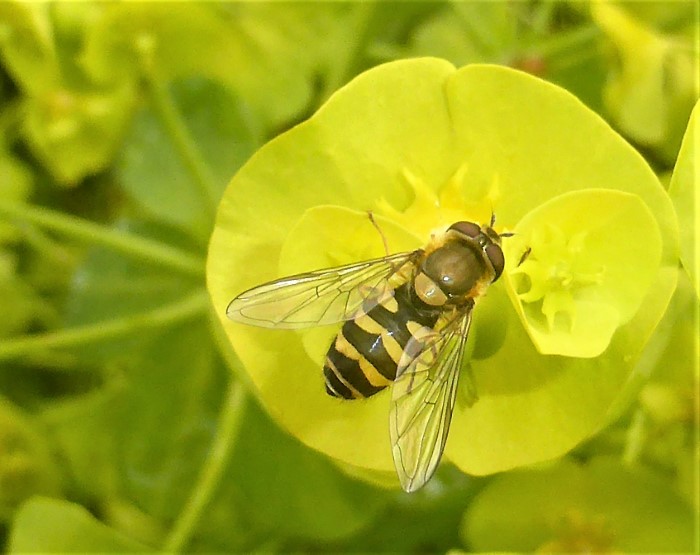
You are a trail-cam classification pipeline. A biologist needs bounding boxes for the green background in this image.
[1,2,697,552]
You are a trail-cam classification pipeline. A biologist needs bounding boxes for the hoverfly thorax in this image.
[413,221,506,308]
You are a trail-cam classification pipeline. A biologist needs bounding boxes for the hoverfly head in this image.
[447,220,507,283]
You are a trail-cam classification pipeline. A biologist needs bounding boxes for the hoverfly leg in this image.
[367,211,390,257]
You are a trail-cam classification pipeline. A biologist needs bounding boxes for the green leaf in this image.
[117,78,258,240]
[633,271,697,504]
[62,219,201,361]
[406,1,519,65]
[668,99,699,298]
[21,82,136,185]
[39,384,123,504]
[82,3,348,127]
[81,3,234,85]
[38,320,229,548]
[39,224,205,509]
[0,251,41,338]
[208,59,678,482]
[592,2,698,161]
[593,2,667,144]
[0,1,57,93]
[112,322,224,525]
[8,496,149,552]
[0,397,61,521]
[401,2,607,113]
[461,457,696,552]
[0,151,33,242]
[223,398,391,543]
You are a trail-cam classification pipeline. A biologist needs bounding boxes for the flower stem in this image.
[146,75,220,220]
[0,291,209,363]
[162,379,247,553]
[534,24,601,67]
[14,220,76,267]
[0,201,204,277]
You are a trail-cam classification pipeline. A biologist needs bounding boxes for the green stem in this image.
[454,4,500,58]
[530,0,557,36]
[622,408,648,466]
[534,24,601,61]
[0,201,204,277]
[0,291,209,362]
[15,220,76,267]
[0,97,22,140]
[546,47,600,74]
[146,76,220,219]
[162,379,247,553]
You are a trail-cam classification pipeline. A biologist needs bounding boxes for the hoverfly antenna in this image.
[489,211,496,228]
[517,246,532,267]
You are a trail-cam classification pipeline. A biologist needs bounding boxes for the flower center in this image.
[511,224,604,332]
[549,261,574,288]
[374,163,502,242]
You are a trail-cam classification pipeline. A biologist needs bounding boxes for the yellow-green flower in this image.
[207,59,678,485]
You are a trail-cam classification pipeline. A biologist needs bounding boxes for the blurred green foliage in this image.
[0,1,697,553]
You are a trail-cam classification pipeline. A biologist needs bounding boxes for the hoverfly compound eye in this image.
[485,243,505,281]
[448,221,481,238]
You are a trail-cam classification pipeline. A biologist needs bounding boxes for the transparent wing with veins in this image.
[390,306,474,493]
[226,251,419,329]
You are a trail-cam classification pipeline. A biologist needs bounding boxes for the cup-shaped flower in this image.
[505,189,662,358]
[207,59,678,482]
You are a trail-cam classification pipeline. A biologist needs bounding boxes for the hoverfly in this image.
[227,216,509,492]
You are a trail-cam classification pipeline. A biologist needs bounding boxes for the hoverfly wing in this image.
[226,251,418,329]
[389,307,473,492]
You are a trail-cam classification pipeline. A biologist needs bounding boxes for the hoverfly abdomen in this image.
[324,284,441,399]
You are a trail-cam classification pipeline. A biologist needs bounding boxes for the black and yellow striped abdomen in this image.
[323,284,441,399]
